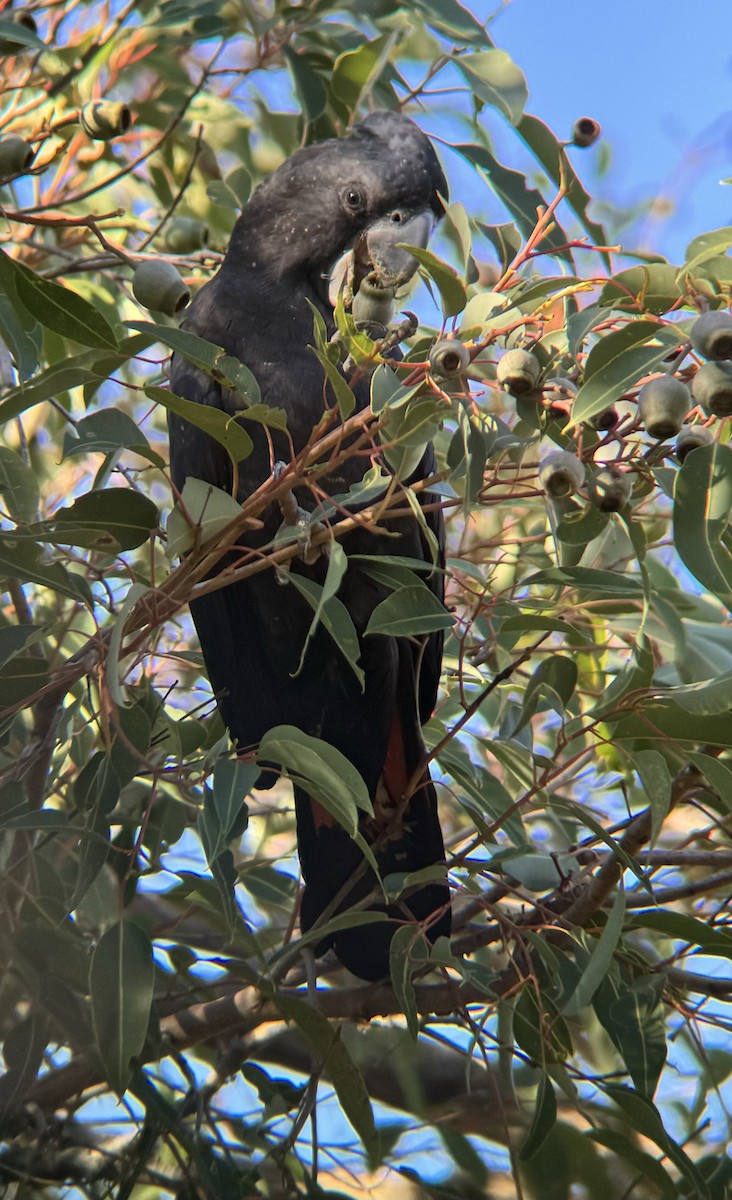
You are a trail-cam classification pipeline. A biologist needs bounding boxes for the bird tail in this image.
[296,652,451,981]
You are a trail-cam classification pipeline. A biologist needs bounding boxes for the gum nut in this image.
[538,450,586,499]
[496,348,541,395]
[351,280,395,327]
[588,466,632,512]
[162,216,209,255]
[590,407,619,431]
[572,117,601,147]
[691,361,732,418]
[132,260,190,315]
[429,337,470,378]
[0,134,34,177]
[676,424,714,462]
[689,310,732,361]
[637,376,690,439]
[79,100,132,141]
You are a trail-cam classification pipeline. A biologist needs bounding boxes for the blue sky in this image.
[489,0,732,260]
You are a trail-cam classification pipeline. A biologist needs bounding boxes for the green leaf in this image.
[90,920,155,1094]
[0,655,50,708]
[600,264,681,315]
[673,442,732,608]
[0,17,46,50]
[525,565,644,598]
[476,220,522,274]
[0,251,118,350]
[412,0,492,44]
[631,749,672,845]
[62,409,162,467]
[0,1016,47,1121]
[213,758,256,841]
[365,585,453,637]
[602,1084,711,1198]
[287,545,365,688]
[402,245,467,317]
[27,488,159,553]
[514,986,572,1064]
[680,226,732,278]
[455,49,528,125]
[689,752,732,813]
[563,884,626,1016]
[309,344,357,420]
[522,654,577,722]
[166,477,242,558]
[570,322,685,426]
[389,924,426,1039]
[519,1073,557,1161]
[629,911,732,959]
[439,1126,489,1187]
[381,395,445,480]
[455,142,572,263]
[0,280,41,380]
[146,385,253,464]
[331,35,394,113]
[0,357,105,424]
[589,1130,677,1198]
[594,976,667,1099]
[0,537,91,603]
[283,46,327,121]
[258,725,372,834]
[0,447,39,522]
[274,994,377,1158]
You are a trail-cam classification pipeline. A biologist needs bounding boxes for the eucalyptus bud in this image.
[587,466,632,513]
[429,337,470,379]
[351,279,395,329]
[691,361,732,419]
[538,451,586,499]
[637,376,690,439]
[0,134,34,178]
[676,425,714,462]
[689,310,732,362]
[496,348,540,396]
[80,101,132,142]
[132,260,190,316]
[162,216,209,255]
[571,117,601,148]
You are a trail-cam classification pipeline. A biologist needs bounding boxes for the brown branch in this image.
[560,762,706,930]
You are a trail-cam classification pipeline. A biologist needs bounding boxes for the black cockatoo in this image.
[168,111,451,979]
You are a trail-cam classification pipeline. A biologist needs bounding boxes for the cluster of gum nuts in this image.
[491,311,732,513]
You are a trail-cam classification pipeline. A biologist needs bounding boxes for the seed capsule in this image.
[571,117,601,148]
[676,425,714,462]
[428,337,470,379]
[587,466,632,512]
[351,279,395,329]
[538,450,586,499]
[691,361,732,418]
[637,375,690,439]
[497,348,540,396]
[80,100,132,141]
[689,310,732,361]
[0,134,34,178]
[162,217,209,255]
[132,260,190,315]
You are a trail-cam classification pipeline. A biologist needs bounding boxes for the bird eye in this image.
[344,187,362,209]
[389,210,404,224]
